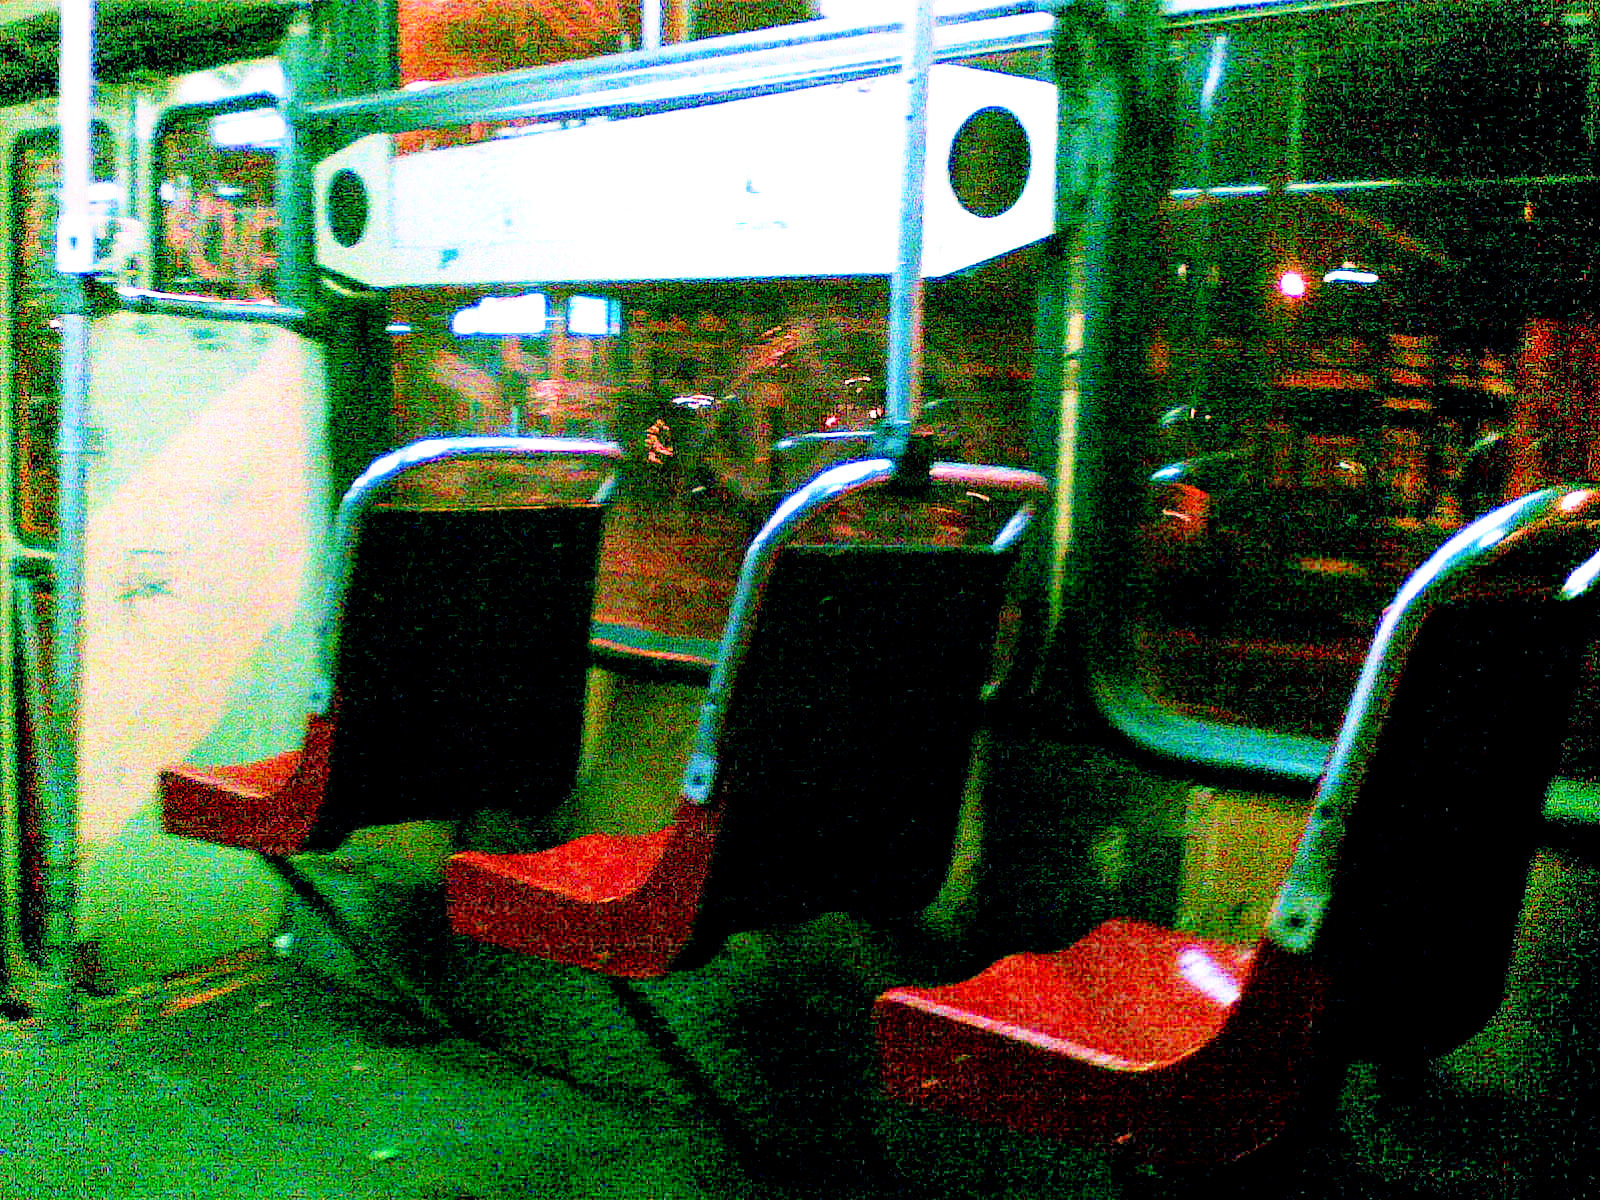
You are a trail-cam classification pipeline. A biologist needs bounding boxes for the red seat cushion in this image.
[446,802,719,978]
[159,713,335,856]
[885,919,1253,1069]
[876,918,1317,1161]
[452,827,675,906]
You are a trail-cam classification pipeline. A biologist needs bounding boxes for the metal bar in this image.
[1167,0,1397,25]
[1169,174,1600,195]
[640,0,665,51]
[883,0,937,438]
[114,288,309,327]
[313,436,624,705]
[272,2,318,312]
[7,577,49,999]
[681,459,1047,804]
[266,858,457,1033]
[298,2,1056,135]
[44,0,97,1042]
[602,978,774,1187]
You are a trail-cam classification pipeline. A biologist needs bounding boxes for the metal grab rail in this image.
[112,288,310,329]
[311,435,622,710]
[10,573,59,1020]
[682,458,1048,803]
[298,2,1057,134]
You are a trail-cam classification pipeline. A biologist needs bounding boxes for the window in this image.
[8,126,113,545]
[1137,5,1600,750]
[382,56,1045,650]
[394,0,817,88]
[397,0,636,87]
[152,100,283,301]
[390,267,1036,647]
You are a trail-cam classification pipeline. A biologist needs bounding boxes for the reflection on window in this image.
[397,0,636,87]
[568,294,620,337]
[391,265,1035,643]
[1141,8,1600,749]
[153,102,282,300]
[9,127,114,545]
[395,0,818,89]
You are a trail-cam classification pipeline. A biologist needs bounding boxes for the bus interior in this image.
[3,0,1600,1196]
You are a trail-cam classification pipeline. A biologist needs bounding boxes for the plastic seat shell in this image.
[445,459,1048,976]
[161,436,620,855]
[876,484,1600,1164]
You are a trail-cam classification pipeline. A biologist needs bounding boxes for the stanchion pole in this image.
[882,0,935,451]
[43,0,99,1041]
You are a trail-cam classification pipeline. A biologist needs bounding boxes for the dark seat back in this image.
[1268,486,1600,1059]
[304,435,619,848]
[315,504,604,846]
[699,545,1014,929]
[688,460,1047,938]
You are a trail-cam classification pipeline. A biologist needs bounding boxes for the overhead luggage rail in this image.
[300,1,1058,134]
[876,484,1600,1164]
[447,456,1048,978]
[161,435,621,856]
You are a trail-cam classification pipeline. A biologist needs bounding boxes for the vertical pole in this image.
[641,0,664,50]
[881,0,935,454]
[273,3,318,313]
[46,0,97,1040]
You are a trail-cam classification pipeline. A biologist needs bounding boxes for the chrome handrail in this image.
[299,2,1058,135]
[680,457,1048,803]
[311,435,623,709]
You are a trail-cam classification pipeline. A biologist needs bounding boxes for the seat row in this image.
[160,437,1600,1166]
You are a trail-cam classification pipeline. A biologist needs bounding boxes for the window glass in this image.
[397,0,636,86]
[9,126,114,545]
[394,0,819,88]
[1303,7,1592,182]
[390,260,1036,644]
[1140,7,1600,749]
[1168,27,1287,191]
[376,41,1048,648]
[152,101,282,300]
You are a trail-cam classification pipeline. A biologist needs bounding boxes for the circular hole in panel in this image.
[948,106,1031,219]
[327,168,369,248]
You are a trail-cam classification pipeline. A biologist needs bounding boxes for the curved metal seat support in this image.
[876,484,1600,1163]
[162,435,622,856]
[684,457,1043,802]
[447,458,1048,977]
[311,434,621,709]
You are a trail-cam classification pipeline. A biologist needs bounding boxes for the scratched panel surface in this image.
[75,311,326,984]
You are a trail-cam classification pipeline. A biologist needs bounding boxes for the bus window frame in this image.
[1075,3,1339,790]
[1088,0,1600,792]
[148,92,286,306]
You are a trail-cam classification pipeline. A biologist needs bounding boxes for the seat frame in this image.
[162,434,621,853]
[448,457,1048,977]
[877,483,1600,1164]
[160,436,621,1023]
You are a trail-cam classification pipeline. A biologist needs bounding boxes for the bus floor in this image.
[4,848,1600,1199]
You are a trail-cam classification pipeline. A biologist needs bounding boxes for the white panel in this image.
[75,315,327,981]
[315,65,1056,286]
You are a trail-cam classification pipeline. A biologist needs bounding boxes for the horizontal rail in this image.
[314,436,624,706]
[298,2,1057,134]
[114,288,309,328]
